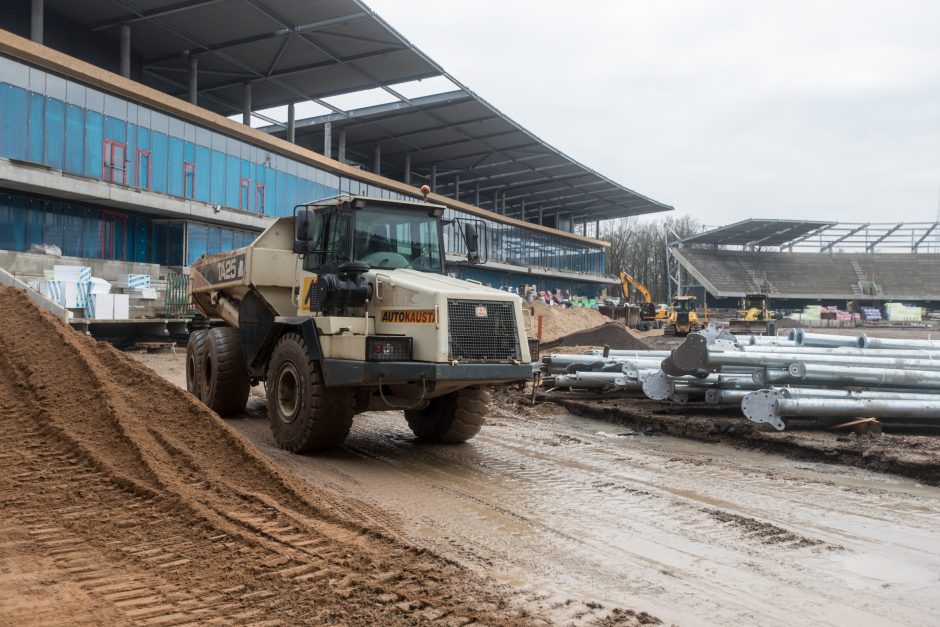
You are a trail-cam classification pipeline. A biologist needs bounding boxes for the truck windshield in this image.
[353,207,443,272]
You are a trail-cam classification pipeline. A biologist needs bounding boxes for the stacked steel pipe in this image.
[541,328,940,430]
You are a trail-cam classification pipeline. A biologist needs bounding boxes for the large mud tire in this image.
[405,387,490,444]
[186,330,208,400]
[266,333,354,453]
[202,327,250,416]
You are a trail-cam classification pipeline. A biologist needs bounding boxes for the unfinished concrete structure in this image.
[0,0,672,325]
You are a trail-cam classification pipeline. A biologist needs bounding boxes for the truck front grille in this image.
[447,300,520,362]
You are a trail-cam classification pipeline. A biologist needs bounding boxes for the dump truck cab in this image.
[188,195,534,453]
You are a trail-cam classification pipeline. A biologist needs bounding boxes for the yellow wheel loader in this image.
[728,292,777,335]
[664,295,702,337]
[187,196,535,453]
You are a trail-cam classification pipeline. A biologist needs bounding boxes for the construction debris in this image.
[541,327,940,431]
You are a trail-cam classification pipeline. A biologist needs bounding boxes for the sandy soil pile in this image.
[526,302,610,343]
[0,286,529,625]
[542,322,650,351]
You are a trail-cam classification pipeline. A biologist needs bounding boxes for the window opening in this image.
[255,182,265,214]
[100,210,127,261]
[136,149,151,190]
[240,178,250,211]
[102,140,126,185]
[183,161,195,198]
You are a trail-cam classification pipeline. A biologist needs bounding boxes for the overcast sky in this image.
[365,0,940,225]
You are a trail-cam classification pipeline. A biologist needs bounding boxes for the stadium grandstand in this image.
[668,220,940,304]
[0,0,672,325]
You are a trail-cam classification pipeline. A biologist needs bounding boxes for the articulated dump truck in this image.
[188,196,536,453]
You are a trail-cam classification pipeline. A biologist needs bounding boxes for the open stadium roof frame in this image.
[40,0,672,224]
[675,219,940,254]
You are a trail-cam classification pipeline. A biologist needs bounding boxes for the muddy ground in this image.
[546,394,940,486]
[132,350,940,627]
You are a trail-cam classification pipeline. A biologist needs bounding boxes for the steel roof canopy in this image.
[676,219,837,248]
[40,0,672,223]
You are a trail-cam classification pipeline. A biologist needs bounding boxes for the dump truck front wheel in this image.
[202,327,250,416]
[405,387,490,443]
[186,330,208,400]
[266,333,354,453]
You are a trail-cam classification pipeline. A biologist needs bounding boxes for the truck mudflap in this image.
[320,359,533,387]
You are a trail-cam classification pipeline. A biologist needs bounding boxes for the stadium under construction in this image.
[668,220,940,313]
[0,0,672,330]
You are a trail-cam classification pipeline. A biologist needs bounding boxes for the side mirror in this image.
[464,222,479,263]
[293,207,316,254]
[293,207,309,253]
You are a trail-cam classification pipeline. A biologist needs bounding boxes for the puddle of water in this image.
[840,552,939,586]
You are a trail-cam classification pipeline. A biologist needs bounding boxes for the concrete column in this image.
[555,207,560,230]
[493,191,499,213]
[287,103,295,143]
[595,220,601,238]
[338,129,346,163]
[373,142,381,174]
[188,55,198,105]
[475,184,480,207]
[242,83,252,126]
[119,25,131,78]
[403,152,411,185]
[30,0,43,44]
[323,121,332,158]
[538,205,544,225]
[521,198,526,220]
[431,165,437,193]
[454,173,460,201]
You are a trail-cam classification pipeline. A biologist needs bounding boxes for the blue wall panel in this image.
[0,85,28,160]
[84,111,103,179]
[64,104,84,174]
[167,137,183,195]
[225,154,239,209]
[151,131,167,193]
[44,97,65,171]
[27,92,44,162]
[104,115,125,143]
[194,145,210,200]
[209,150,224,204]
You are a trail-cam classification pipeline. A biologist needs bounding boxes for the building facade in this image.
[0,42,610,294]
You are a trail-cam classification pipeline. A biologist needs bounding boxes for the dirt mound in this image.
[527,301,610,343]
[542,322,650,351]
[0,286,528,625]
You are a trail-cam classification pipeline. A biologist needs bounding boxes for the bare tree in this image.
[603,215,701,302]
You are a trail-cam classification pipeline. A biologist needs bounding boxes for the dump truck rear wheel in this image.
[405,387,490,443]
[186,330,208,400]
[266,333,354,453]
[202,327,250,416]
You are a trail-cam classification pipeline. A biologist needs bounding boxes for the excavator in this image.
[618,272,669,331]
[728,292,777,335]
[664,295,702,336]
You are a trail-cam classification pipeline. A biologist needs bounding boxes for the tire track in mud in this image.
[0,286,532,626]
[288,411,940,627]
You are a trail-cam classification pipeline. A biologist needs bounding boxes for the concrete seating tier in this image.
[674,248,940,300]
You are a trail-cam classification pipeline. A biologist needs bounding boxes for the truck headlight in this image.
[366,336,412,361]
